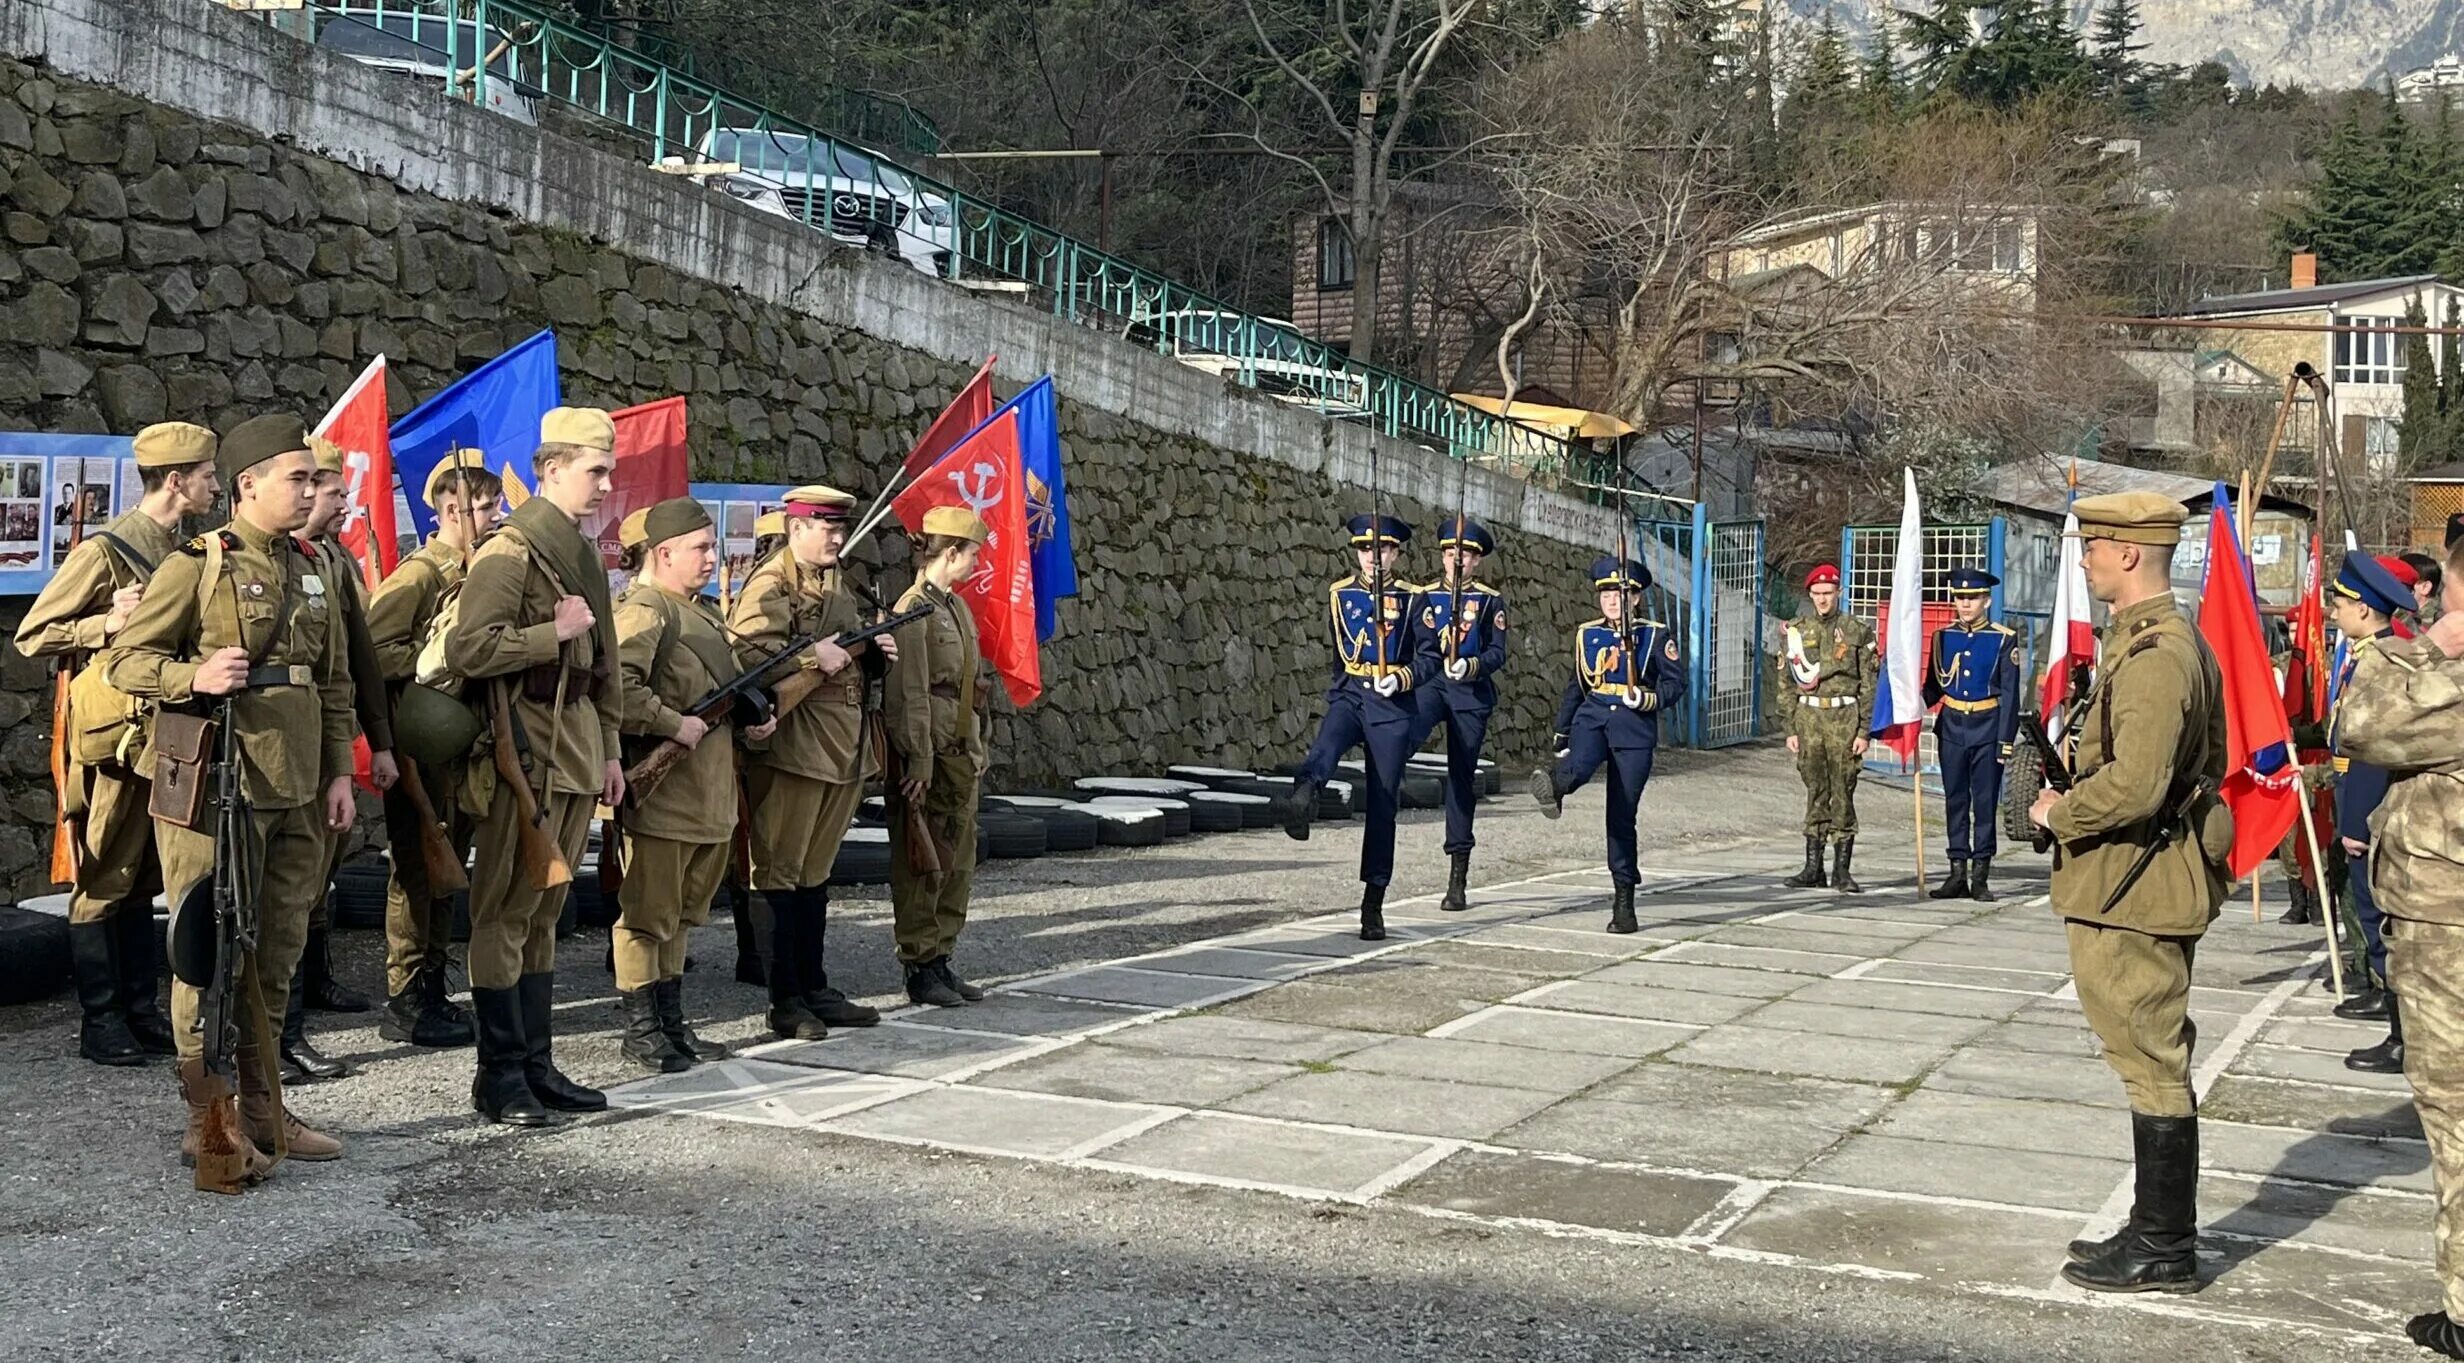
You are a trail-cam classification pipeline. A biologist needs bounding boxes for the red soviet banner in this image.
[583,396,690,568]
[890,406,1040,707]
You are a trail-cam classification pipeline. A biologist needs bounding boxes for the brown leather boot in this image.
[236,1034,346,1163]
[178,1060,271,1194]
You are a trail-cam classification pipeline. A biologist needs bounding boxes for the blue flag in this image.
[1006,377,1076,639]
[390,329,560,537]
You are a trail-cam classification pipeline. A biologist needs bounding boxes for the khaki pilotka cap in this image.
[216,413,309,485]
[539,406,616,451]
[421,448,488,508]
[617,508,652,552]
[920,505,989,543]
[752,511,786,539]
[131,421,217,470]
[640,497,711,548]
[2066,491,2189,546]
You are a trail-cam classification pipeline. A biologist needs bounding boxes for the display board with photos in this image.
[0,433,138,597]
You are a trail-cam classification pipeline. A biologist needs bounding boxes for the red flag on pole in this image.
[890,407,1041,706]
[2285,532,2328,726]
[903,355,998,480]
[2198,488,2302,878]
[312,356,398,587]
[583,396,691,568]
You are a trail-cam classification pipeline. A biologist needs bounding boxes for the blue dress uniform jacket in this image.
[1412,581,1510,856]
[1921,621,2023,859]
[1297,574,1438,887]
[2333,632,2396,982]
[1549,617,1687,885]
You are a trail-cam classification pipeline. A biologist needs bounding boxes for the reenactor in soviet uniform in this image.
[613,498,758,1071]
[1531,557,1686,934]
[2335,542,2464,1361]
[1412,516,1508,912]
[1921,567,2021,901]
[275,442,400,1083]
[1782,563,1878,892]
[104,414,357,1189]
[887,506,992,1006]
[728,485,877,1038]
[15,422,219,1066]
[365,452,500,1048]
[2325,553,2419,1073]
[2026,491,2233,1294]
[1273,514,1436,942]
[443,407,626,1127]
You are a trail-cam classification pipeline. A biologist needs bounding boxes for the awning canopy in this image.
[1448,393,1637,440]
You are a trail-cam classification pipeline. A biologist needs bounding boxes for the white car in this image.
[1125,308,1371,418]
[696,128,956,277]
[315,12,542,125]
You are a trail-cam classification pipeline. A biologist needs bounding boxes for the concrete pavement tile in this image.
[1096,1014,1386,1064]
[974,1046,1298,1107]
[764,1023,1045,1079]
[1390,1148,1739,1237]
[1895,939,2079,973]
[2184,1234,2420,1334]
[1715,918,1940,949]
[1581,959,1811,998]
[1656,941,1874,976]
[1717,1184,2074,1286]
[1014,965,1266,1009]
[1216,962,1530,1035]
[2259,1015,2395,1054]
[1218,925,1414,959]
[822,1085,1164,1158]
[1409,941,1623,978]
[1666,1025,1954,1085]
[1802,1132,2130,1212]
[1129,945,1335,981]
[1785,978,2035,1019]
[1091,1112,1441,1197]
[1924,1047,2130,1107]
[1465,923,1653,957]
[608,1058,921,1125]
[1968,1019,2104,1057]
[2201,1121,2434,1194]
[2202,1174,2434,1261]
[1221,1069,1564,1140]
[1867,1088,2132,1157]
[2200,1076,2424,1141]
[1860,960,2067,995]
[1806,904,1990,927]
[1522,980,1768,1026]
[1440,1006,1700,1058]
[909,993,1152,1039]
[1746,1001,1995,1046]
[2233,1045,2418,1095]
[1531,1067,1894,1177]
[1339,1035,1639,1093]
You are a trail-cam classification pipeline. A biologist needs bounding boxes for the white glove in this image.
[1445,658,1471,681]
[1621,687,1643,710]
[1373,673,1401,698]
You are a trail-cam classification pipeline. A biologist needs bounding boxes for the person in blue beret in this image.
[2328,551,2420,1074]
[1274,513,1437,940]
[1921,567,2022,901]
[1411,515,1509,912]
[1530,556,1686,933]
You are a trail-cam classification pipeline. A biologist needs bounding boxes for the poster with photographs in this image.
[0,457,43,570]
[0,432,134,595]
[52,455,118,560]
[692,481,790,604]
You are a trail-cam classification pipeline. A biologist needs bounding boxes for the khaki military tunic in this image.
[2044,593,2231,1117]
[1784,608,1877,838]
[364,538,474,992]
[100,514,354,1077]
[13,509,180,922]
[728,551,872,891]
[885,579,984,964]
[613,582,739,989]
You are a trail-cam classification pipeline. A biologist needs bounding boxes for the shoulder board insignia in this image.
[1638,617,1666,630]
[1472,581,1499,595]
[1580,617,1606,629]
[179,530,241,557]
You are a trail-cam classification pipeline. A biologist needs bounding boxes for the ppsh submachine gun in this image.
[166,697,258,1193]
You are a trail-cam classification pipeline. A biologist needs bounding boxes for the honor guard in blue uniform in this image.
[1530,557,1686,934]
[2326,552,2415,1073]
[1275,514,1437,941]
[1921,568,2022,901]
[1413,516,1510,913]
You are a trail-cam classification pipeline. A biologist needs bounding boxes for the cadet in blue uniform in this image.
[1276,514,1436,942]
[2328,552,2414,1073]
[1530,557,1686,934]
[1413,516,1509,912]
[1921,568,2022,901]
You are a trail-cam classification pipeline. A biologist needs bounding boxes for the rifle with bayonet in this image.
[173,697,255,1193]
[861,580,950,882]
[2096,776,2217,916]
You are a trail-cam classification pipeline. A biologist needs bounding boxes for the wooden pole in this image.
[1912,755,1926,891]
[2289,759,2349,1001]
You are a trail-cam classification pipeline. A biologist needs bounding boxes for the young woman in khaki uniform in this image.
[885,505,989,1007]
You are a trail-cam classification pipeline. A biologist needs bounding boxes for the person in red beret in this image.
[1780,564,1878,892]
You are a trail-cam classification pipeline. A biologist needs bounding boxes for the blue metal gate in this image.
[1637,506,1764,749]
[1838,517,2008,774]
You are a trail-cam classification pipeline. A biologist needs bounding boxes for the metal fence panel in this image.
[1637,510,1764,750]
[1839,518,2005,774]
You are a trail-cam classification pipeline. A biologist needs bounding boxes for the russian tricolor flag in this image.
[2039,508,2097,736]
[1869,467,1927,758]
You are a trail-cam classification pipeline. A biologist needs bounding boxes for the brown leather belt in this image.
[519,663,604,703]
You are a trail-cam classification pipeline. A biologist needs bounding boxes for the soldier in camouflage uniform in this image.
[2337,542,2464,1360]
[1782,564,1877,892]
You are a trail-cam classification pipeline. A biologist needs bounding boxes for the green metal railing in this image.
[257,0,1594,484]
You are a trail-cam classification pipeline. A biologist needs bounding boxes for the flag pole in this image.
[2289,760,2348,1000]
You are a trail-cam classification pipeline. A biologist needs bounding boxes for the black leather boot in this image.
[731,882,768,987]
[381,965,475,1047]
[1276,779,1318,841]
[1968,855,1997,902]
[1528,766,1563,819]
[1783,836,1827,888]
[1831,837,1864,894]
[2063,1114,2200,1293]
[800,887,881,1027]
[516,973,605,1112]
[620,987,691,1073]
[2333,986,2391,1021]
[763,892,828,1040]
[70,920,144,1066]
[1606,884,1639,935]
[2409,1311,2464,1360]
[302,926,373,1012]
[905,958,966,1007]
[1441,851,1471,912]
[2276,879,2315,925]
[656,977,729,1061]
[469,984,556,1126]
[280,973,352,1081]
[937,958,986,1003]
[2347,998,2404,1074]
[111,906,176,1055]
[1928,861,1970,900]
[1358,884,1387,942]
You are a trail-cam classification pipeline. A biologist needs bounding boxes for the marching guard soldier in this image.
[1922,568,2021,901]
[1414,516,1509,913]
[2325,553,2417,1073]
[2027,492,2232,1293]
[443,407,626,1127]
[16,422,220,1066]
[886,506,993,1004]
[1273,514,1436,942]
[614,498,759,1071]
[1783,564,1877,892]
[1531,557,1686,933]
[728,485,877,1038]
[366,452,499,1048]
[104,414,356,1186]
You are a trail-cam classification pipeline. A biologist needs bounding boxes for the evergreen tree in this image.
[2377,83,2440,276]
[2086,0,2148,115]
[2277,98,2400,281]
[1782,10,1856,138]
[1857,20,1903,121]
[2400,298,2442,473]
[2443,297,2464,466]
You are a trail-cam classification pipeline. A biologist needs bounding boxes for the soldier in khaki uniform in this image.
[443,407,625,1127]
[366,453,500,1048]
[103,414,356,1190]
[2027,491,2233,1294]
[2338,547,2464,1359]
[14,423,220,1066]
[887,506,990,1008]
[613,498,760,1071]
[728,485,876,1038]
[1782,564,1878,892]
